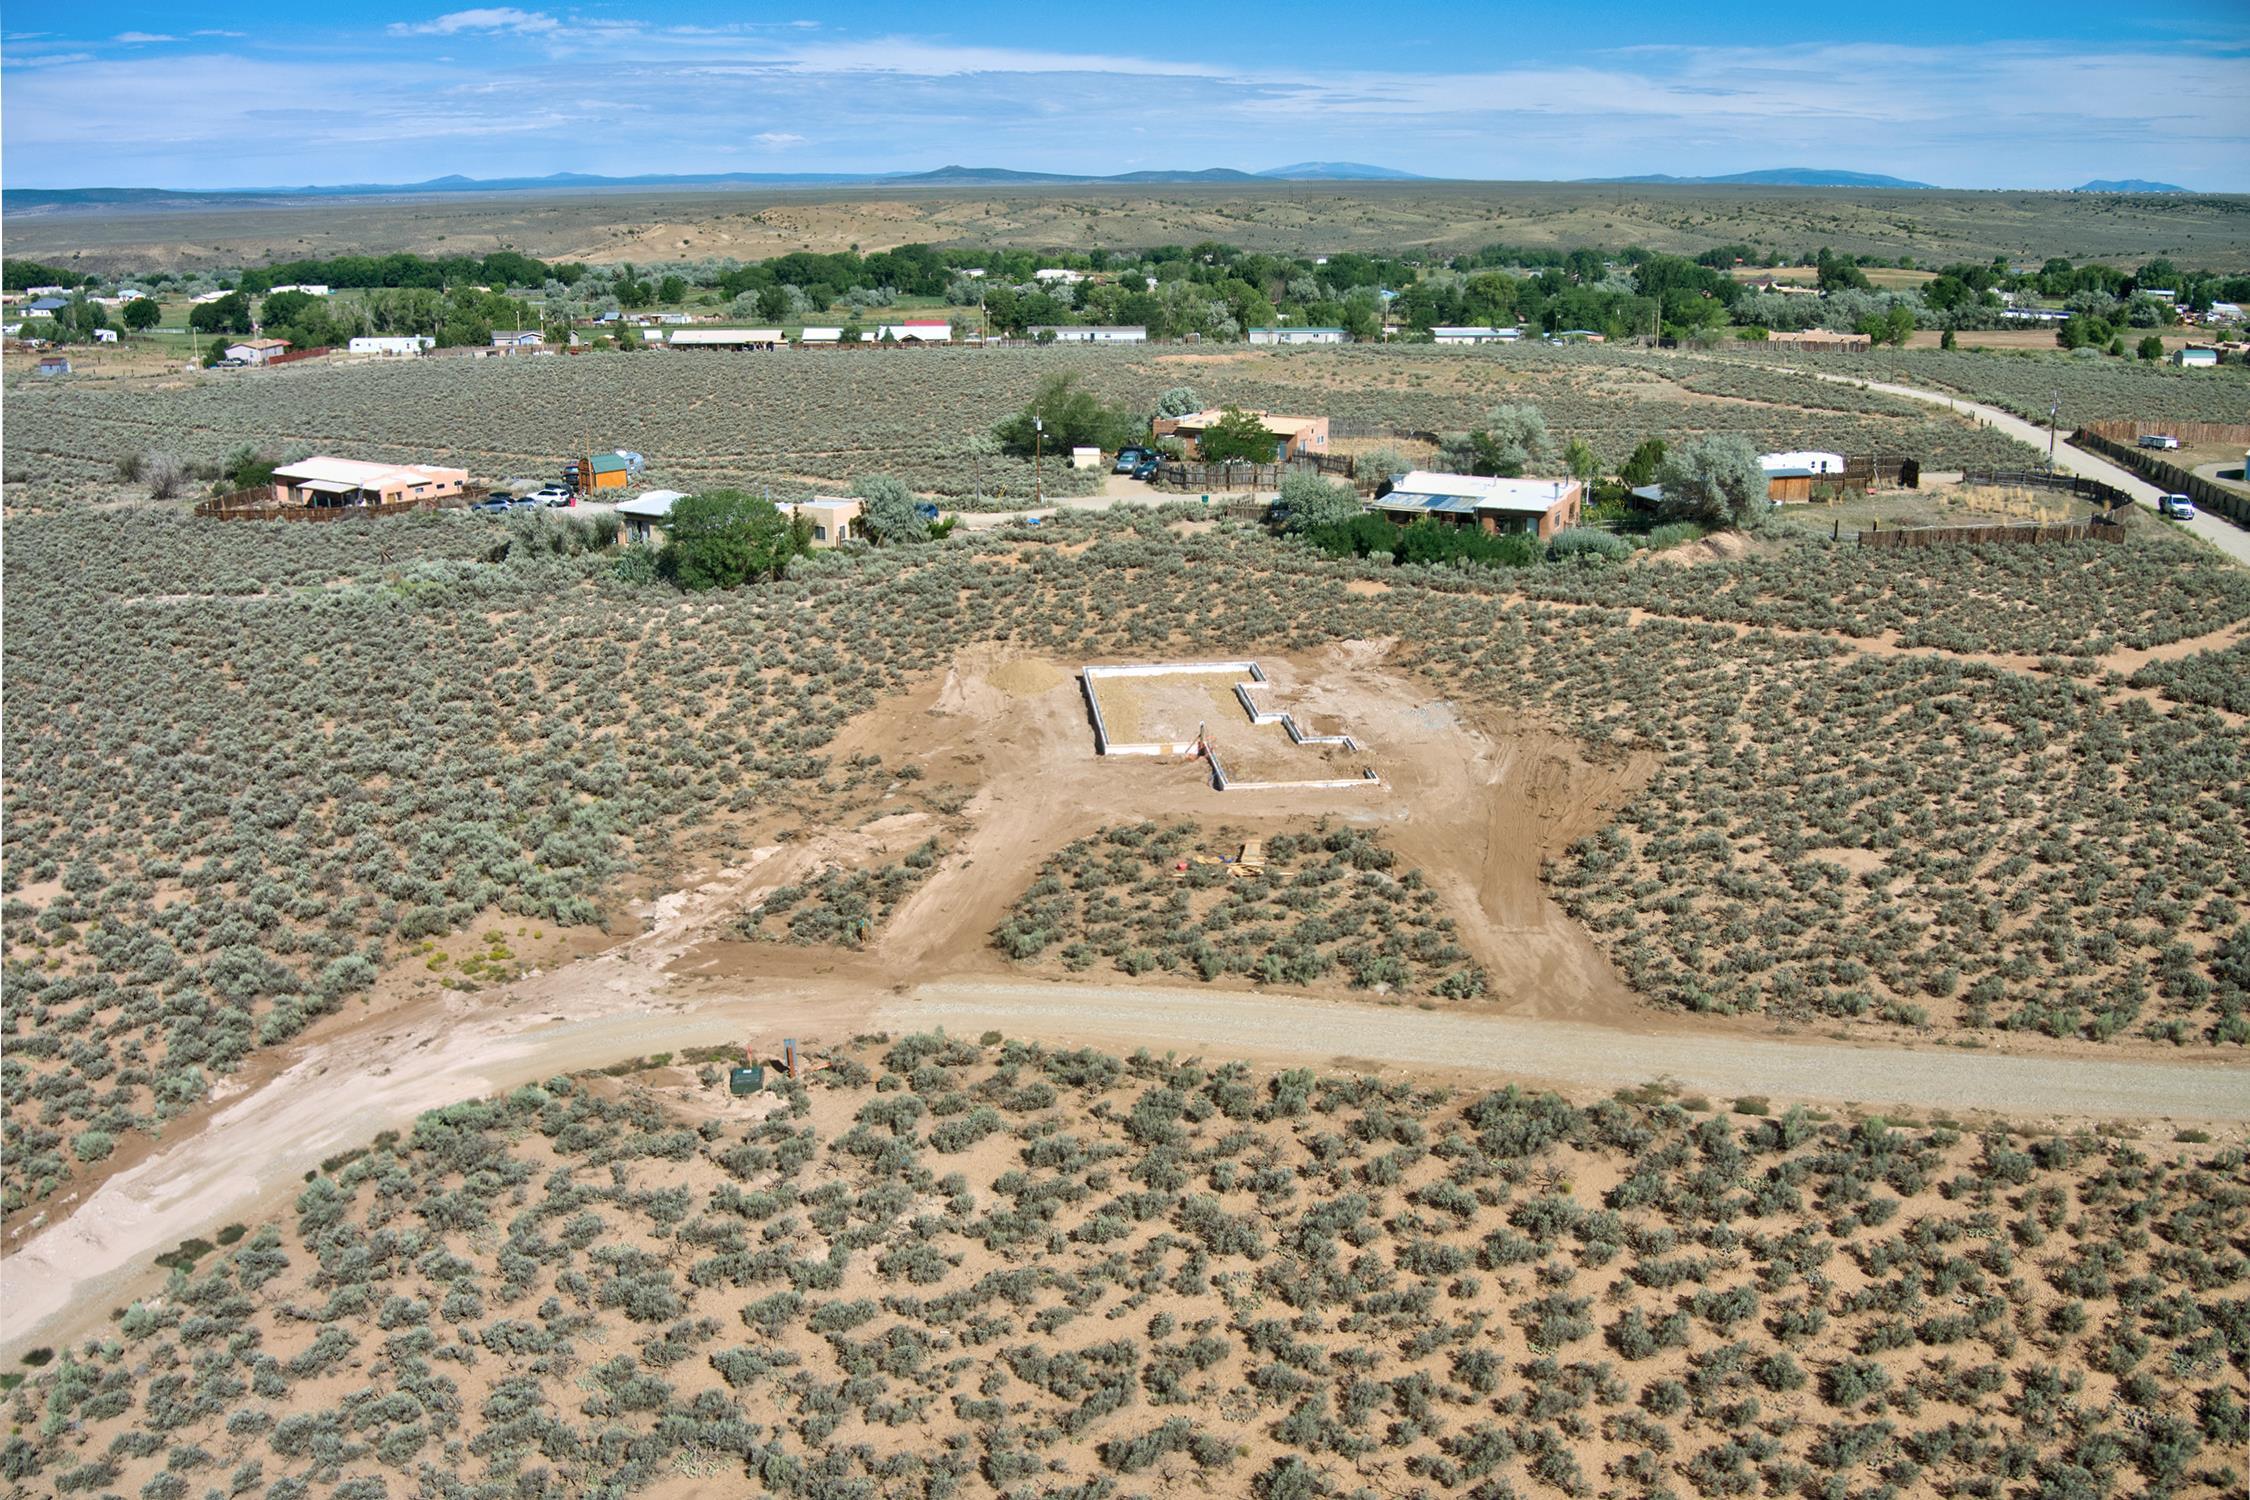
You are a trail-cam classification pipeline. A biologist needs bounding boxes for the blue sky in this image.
[5,2,2248,190]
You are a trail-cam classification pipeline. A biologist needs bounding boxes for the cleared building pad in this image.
[1082,661,1379,791]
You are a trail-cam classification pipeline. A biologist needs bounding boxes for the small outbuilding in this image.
[34,355,71,376]
[2174,346,2220,368]
[490,329,545,349]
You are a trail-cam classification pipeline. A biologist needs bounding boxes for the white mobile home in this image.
[348,335,434,356]
[1029,325,1147,343]
[1430,326,1521,344]
[668,328,784,349]
[1248,326,1347,345]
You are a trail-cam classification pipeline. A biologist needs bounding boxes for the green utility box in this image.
[729,1065,765,1097]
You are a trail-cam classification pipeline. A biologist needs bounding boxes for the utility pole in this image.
[2047,393,2060,471]
[1034,416,1044,505]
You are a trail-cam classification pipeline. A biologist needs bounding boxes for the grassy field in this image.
[13,180,2250,274]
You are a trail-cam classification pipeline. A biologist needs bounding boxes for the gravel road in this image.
[880,981,2250,1121]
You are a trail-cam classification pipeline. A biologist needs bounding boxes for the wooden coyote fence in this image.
[194,484,485,522]
[2079,418,2250,449]
[1155,460,1289,492]
[2069,428,2250,527]
[1858,518,2124,550]
[1155,452,1356,492]
[1960,469,2139,510]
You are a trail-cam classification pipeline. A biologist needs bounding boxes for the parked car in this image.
[2158,493,2196,520]
[1113,447,1151,473]
[1131,457,1161,481]
[526,485,575,506]
[471,495,512,514]
[2138,434,2181,450]
[509,495,544,510]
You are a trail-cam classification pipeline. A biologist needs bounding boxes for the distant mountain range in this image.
[1578,168,1937,189]
[3,162,1427,209]
[11,163,2218,209]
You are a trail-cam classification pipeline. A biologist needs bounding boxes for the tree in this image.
[1195,407,1278,465]
[1619,438,1667,490]
[2137,334,2165,361]
[657,490,801,590]
[1154,385,1203,419]
[756,286,789,322]
[1653,435,1770,530]
[995,373,1137,456]
[1563,437,1600,493]
[853,474,928,545]
[189,293,252,336]
[1275,470,1363,533]
[123,298,161,333]
[658,274,687,305]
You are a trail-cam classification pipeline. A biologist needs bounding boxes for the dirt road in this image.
[9,964,2246,1366]
[880,981,2250,1121]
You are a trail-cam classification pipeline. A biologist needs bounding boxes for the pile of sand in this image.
[989,658,1067,697]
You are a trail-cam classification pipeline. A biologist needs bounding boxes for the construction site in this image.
[1082,659,1381,790]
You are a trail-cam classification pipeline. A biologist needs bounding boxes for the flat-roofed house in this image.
[1371,471,1584,540]
[1430,326,1521,344]
[776,496,865,546]
[269,456,469,508]
[1151,407,1331,460]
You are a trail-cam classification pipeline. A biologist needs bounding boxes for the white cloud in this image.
[113,32,178,44]
[2,33,2243,190]
[389,8,557,37]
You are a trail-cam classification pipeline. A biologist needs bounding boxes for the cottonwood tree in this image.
[1195,407,1278,465]
[658,490,801,590]
[853,474,928,545]
[1275,471,1363,533]
[1653,435,1771,530]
